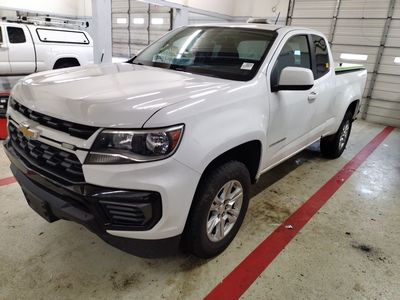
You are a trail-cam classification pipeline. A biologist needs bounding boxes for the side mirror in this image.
[272,67,314,92]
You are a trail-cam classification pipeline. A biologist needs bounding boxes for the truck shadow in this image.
[251,141,321,198]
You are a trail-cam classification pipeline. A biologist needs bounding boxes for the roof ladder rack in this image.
[1,15,89,30]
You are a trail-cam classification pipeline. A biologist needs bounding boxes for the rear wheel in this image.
[182,161,250,258]
[321,111,353,159]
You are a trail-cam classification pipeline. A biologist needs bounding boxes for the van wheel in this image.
[320,111,353,159]
[183,161,250,258]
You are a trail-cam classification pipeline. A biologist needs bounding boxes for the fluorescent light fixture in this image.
[151,18,164,25]
[340,53,368,61]
[394,57,400,64]
[133,17,145,25]
[116,18,127,24]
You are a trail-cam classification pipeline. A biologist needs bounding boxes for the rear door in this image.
[6,25,35,74]
[265,33,316,167]
[307,34,336,137]
[0,25,11,74]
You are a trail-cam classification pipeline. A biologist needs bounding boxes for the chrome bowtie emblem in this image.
[18,122,40,140]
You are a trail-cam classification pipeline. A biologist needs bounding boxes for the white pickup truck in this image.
[4,23,367,258]
[0,21,93,75]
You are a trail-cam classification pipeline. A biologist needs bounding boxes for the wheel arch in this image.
[53,57,80,69]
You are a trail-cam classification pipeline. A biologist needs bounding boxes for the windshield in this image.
[130,26,276,81]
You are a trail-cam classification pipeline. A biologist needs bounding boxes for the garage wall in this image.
[234,0,290,20]
[169,0,234,16]
[112,0,172,57]
[0,0,91,17]
[290,0,400,127]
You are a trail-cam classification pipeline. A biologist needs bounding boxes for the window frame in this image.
[270,34,313,89]
[7,26,27,44]
[35,28,90,45]
[309,34,331,80]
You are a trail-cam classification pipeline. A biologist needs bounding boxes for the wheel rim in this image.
[206,180,243,242]
[339,120,350,150]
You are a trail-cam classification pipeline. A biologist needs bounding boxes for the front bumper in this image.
[4,142,183,258]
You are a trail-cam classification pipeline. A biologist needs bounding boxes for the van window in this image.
[7,27,26,43]
[36,28,89,44]
[312,35,330,79]
[0,27,3,43]
[271,35,311,88]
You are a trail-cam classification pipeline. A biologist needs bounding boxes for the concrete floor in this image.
[0,120,399,299]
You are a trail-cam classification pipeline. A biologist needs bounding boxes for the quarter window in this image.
[0,27,3,43]
[312,35,330,79]
[271,35,311,88]
[7,27,26,44]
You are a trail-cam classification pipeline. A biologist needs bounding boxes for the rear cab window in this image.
[36,28,90,44]
[311,34,330,79]
[7,26,26,43]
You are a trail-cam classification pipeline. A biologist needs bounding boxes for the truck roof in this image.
[187,23,326,37]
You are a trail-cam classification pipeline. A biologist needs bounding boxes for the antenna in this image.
[275,12,281,24]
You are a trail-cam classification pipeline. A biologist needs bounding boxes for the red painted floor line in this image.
[0,176,16,187]
[205,126,394,300]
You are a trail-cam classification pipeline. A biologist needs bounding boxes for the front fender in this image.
[144,85,269,175]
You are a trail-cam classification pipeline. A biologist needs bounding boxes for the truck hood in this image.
[11,63,233,128]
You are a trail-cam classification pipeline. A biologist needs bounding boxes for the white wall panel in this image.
[378,47,400,75]
[292,0,336,18]
[331,45,378,73]
[333,19,386,46]
[386,19,400,47]
[338,0,391,18]
[112,0,171,57]
[393,0,400,19]
[291,18,332,36]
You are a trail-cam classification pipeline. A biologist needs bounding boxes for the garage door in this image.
[111,0,172,58]
[289,0,400,127]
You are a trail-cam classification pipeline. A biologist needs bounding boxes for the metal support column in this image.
[362,0,396,119]
[328,0,342,44]
[286,0,295,25]
[173,7,189,28]
[91,0,112,63]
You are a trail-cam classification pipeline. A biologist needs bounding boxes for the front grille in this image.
[8,122,85,183]
[0,95,9,118]
[10,99,98,139]
[100,200,152,226]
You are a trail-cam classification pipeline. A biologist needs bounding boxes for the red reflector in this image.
[0,118,7,140]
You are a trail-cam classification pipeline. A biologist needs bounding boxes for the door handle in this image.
[308,91,318,102]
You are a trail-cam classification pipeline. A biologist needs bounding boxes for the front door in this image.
[264,33,317,169]
[0,25,11,74]
[6,25,35,74]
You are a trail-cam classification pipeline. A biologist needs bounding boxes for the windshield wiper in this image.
[169,64,187,71]
[131,62,144,65]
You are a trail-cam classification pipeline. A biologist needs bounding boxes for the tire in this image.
[182,161,251,258]
[321,110,353,159]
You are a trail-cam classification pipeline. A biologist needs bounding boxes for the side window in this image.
[312,35,330,79]
[7,27,26,44]
[271,35,311,88]
[0,27,3,43]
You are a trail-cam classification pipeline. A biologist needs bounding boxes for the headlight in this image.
[85,125,184,164]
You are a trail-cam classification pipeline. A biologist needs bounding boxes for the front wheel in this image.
[320,111,353,159]
[182,161,251,258]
